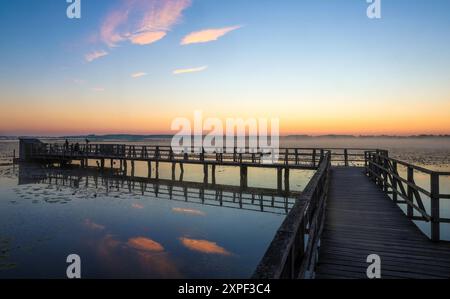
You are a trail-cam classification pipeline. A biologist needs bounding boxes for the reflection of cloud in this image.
[173,66,207,75]
[179,237,231,256]
[84,219,105,231]
[181,25,242,45]
[127,237,164,252]
[85,50,108,62]
[131,203,144,209]
[89,234,182,278]
[172,207,205,216]
[100,0,191,47]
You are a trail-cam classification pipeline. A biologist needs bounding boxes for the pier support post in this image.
[172,162,176,180]
[110,159,113,169]
[277,167,283,191]
[131,160,135,177]
[124,160,128,174]
[284,167,290,192]
[430,173,440,242]
[240,166,248,189]
[148,161,151,178]
[212,165,216,185]
[100,158,105,170]
[155,161,159,179]
[203,164,208,184]
[180,162,184,174]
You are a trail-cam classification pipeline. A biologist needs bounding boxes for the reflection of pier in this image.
[18,166,298,215]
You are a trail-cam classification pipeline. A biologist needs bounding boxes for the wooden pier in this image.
[17,139,450,279]
[315,167,450,279]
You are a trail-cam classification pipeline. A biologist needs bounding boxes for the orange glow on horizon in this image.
[1,96,449,136]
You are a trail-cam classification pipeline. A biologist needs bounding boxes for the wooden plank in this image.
[316,167,450,279]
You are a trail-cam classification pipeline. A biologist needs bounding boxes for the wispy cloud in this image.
[131,72,148,78]
[85,50,108,62]
[72,78,86,85]
[181,25,242,45]
[100,0,191,47]
[91,87,105,92]
[173,65,208,75]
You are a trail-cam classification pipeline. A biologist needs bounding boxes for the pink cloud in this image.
[100,0,191,47]
[85,50,108,62]
[130,31,167,45]
[181,25,242,45]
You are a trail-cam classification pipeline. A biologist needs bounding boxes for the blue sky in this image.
[0,0,450,135]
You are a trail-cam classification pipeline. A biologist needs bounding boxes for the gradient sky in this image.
[1,0,450,136]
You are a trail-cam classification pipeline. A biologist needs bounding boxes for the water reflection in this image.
[179,237,232,256]
[17,164,299,215]
[0,163,296,278]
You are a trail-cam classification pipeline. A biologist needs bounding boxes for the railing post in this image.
[392,161,398,203]
[383,156,388,192]
[364,151,368,171]
[344,149,348,167]
[285,149,289,165]
[312,149,316,168]
[430,172,440,242]
[407,166,414,218]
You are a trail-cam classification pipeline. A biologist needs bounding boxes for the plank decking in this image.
[316,167,450,279]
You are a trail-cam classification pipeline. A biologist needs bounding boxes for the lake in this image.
[1,137,449,278]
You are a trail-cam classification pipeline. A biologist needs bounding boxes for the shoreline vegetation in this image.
[1,134,450,141]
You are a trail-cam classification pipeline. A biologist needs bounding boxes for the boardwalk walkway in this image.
[316,167,450,279]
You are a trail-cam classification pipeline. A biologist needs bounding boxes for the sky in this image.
[0,0,450,136]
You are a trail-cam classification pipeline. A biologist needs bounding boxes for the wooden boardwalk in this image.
[316,167,450,279]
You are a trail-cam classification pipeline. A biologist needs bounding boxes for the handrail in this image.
[27,142,379,167]
[252,152,331,279]
[365,151,450,241]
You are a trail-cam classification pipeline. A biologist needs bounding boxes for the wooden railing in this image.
[365,151,450,241]
[28,142,375,168]
[252,152,331,279]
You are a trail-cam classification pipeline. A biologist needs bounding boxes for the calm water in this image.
[0,140,313,278]
[1,137,450,277]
